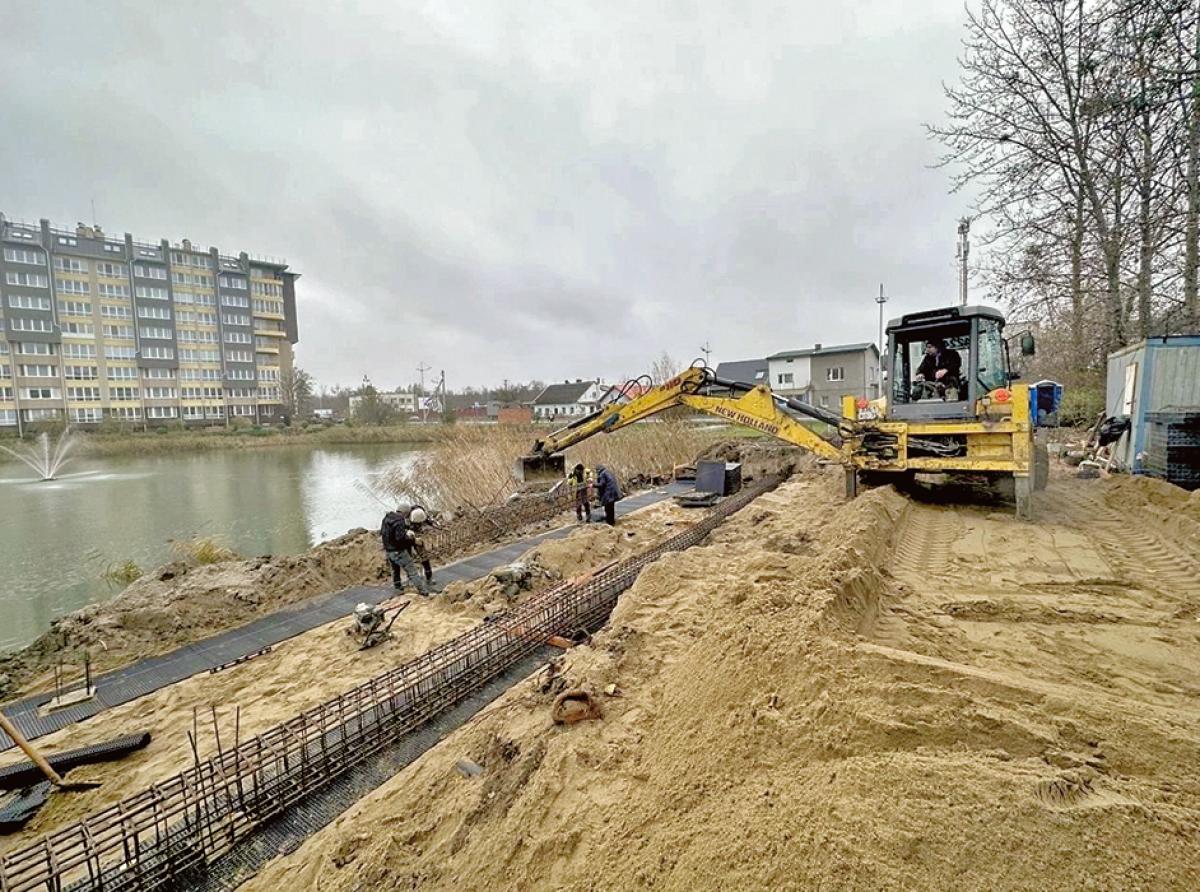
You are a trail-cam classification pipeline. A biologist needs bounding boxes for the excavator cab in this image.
[885,305,1015,422]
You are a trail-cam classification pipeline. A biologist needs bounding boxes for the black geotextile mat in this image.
[0,485,686,751]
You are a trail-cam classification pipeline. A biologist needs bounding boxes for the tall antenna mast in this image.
[956,217,971,306]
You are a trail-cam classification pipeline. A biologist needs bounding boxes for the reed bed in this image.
[381,420,730,510]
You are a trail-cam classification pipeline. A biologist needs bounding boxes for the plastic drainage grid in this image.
[0,485,683,752]
[0,477,778,892]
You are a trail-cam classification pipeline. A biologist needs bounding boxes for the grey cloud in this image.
[1,0,972,390]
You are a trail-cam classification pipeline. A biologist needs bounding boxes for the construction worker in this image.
[913,337,963,400]
[568,462,593,523]
[594,464,621,526]
[380,505,431,596]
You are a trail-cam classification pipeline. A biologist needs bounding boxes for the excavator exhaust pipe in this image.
[516,453,567,484]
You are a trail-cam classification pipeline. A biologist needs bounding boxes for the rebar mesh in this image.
[0,476,779,892]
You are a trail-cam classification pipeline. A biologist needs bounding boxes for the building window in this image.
[56,236,78,246]
[135,285,168,300]
[143,367,176,380]
[69,407,104,423]
[64,365,98,380]
[53,257,88,272]
[18,363,57,377]
[146,406,178,419]
[54,279,90,295]
[101,305,132,319]
[0,409,16,425]
[5,271,49,288]
[6,227,36,240]
[145,386,177,399]
[107,368,138,381]
[103,324,135,339]
[140,326,173,340]
[61,322,94,337]
[106,345,137,359]
[21,407,62,422]
[96,262,127,278]
[7,294,52,310]
[777,372,793,385]
[16,342,53,355]
[110,386,140,400]
[67,386,101,401]
[826,367,845,382]
[62,343,97,359]
[137,305,171,320]
[21,387,60,400]
[819,395,830,407]
[135,264,168,280]
[9,318,53,332]
[110,406,142,420]
[219,275,247,290]
[103,244,123,255]
[224,349,253,363]
[142,346,175,360]
[221,313,250,327]
[98,283,130,298]
[224,331,252,344]
[4,248,45,265]
[58,300,92,316]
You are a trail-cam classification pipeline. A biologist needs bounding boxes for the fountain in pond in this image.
[0,429,76,481]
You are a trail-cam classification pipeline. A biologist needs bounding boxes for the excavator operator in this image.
[912,337,963,401]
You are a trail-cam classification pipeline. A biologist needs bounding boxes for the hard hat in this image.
[409,507,428,525]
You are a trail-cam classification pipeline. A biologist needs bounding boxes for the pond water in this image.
[0,444,423,652]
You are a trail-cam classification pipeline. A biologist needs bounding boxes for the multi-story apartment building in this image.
[0,213,299,431]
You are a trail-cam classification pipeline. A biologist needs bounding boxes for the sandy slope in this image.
[245,469,1200,891]
[0,500,691,855]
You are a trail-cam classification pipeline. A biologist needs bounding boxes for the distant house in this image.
[497,405,533,424]
[766,342,881,408]
[713,359,769,387]
[348,390,418,416]
[600,381,653,406]
[532,380,608,419]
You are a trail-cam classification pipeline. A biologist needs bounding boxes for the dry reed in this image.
[381,421,729,510]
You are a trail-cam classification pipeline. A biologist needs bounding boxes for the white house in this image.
[531,380,608,419]
[348,390,418,415]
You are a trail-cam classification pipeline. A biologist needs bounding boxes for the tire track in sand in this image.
[890,504,958,582]
[1053,485,1200,599]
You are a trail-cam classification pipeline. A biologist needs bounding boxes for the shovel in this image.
[0,711,101,792]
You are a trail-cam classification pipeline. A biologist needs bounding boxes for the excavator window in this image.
[976,318,1009,393]
[890,321,970,406]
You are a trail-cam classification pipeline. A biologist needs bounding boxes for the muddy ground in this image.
[243,468,1200,892]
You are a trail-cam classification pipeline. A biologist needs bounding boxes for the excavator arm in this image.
[518,365,863,482]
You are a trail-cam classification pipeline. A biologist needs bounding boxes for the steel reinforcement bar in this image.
[0,476,780,892]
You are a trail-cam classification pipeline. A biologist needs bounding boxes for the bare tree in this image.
[280,365,313,419]
[649,351,682,385]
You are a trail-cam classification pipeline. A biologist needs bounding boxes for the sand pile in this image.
[247,469,1200,891]
[0,495,693,852]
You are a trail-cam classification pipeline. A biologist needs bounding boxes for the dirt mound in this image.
[0,529,389,696]
[246,468,1200,892]
[695,437,810,481]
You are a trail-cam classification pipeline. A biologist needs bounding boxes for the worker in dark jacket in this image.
[568,462,593,523]
[913,338,963,399]
[594,464,621,526]
[380,505,431,596]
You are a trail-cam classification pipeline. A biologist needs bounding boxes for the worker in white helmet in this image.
[380,504,432,596]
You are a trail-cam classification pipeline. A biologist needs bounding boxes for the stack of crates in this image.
[1144,411,1200,490]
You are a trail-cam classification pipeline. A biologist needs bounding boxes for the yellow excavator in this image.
[518,305,1054,518]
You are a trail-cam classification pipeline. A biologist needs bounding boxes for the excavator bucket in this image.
[516,453,567,484]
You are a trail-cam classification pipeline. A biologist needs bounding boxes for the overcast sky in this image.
[1,1,972,392]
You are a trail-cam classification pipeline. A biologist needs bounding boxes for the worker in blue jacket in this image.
[594,464,622,526]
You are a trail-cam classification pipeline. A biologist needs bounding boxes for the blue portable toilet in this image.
[1106,336,1200,481]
